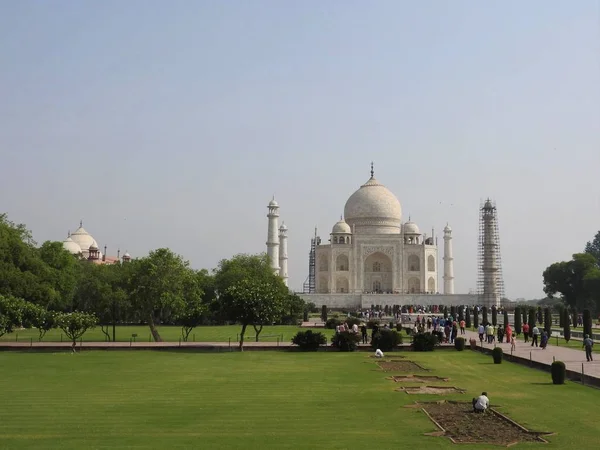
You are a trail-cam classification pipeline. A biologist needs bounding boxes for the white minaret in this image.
[278,222,288,286]
[443,223,455,294]
[266,197,280,274]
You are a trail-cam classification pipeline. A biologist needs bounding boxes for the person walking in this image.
[360,324,368,344]
[523,322,529,343]
[531,325,540,347]
[583,334,594,362]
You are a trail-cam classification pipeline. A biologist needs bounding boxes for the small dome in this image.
[62,237,82,255]
[122,252,131,259]
[444,223,452,233]
[403,221,420,235]
[89,243,99,250]
[332,218,351,234]
[70,225,97,255]
[279,222,288,231]
[268,198,279,207]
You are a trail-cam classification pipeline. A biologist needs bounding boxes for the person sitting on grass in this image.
[374,349,384,358]
[472,392,489,413]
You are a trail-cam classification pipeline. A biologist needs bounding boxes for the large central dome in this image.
[343,174,402,234]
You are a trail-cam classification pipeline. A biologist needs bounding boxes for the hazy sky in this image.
[1,1,599,299]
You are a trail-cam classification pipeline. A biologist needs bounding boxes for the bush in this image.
[473,308,479,328]
[371,329,403,351]
[412,333,437,352]
[482,307,488,325]
[544,307,551,334]
[396,323,402,332]
[492,347,503,364]
[514,307,522,335]
[291,330,327,351]
[321,305,328,322]
[551,361,566,385]
[454,337,465,351]
[331,331,361,352]
[345,316,362,328]
[367,319,380,329]
[491,306,497,326]
[325,318,342,329]
[563,309,571,342]
[465,306,471,328]
[302,310,309,322]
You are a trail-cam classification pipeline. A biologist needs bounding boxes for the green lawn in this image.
[1,350,599,449]
[0,325,335,343]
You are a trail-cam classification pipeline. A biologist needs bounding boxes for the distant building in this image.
[62,221,130,264]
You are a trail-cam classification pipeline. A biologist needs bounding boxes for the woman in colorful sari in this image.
[505,324,512,344]
[540,331,549,349]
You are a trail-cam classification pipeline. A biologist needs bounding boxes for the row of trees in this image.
[0,214,311,349]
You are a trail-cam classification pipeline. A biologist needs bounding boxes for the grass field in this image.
[1,350,600,449]
[0,325,335,343]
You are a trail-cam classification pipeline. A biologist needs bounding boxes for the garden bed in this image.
[412,400,552,446]
[389,375,449,383]
[397,386,465,395]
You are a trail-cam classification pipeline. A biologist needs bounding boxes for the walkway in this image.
[461,328,600,380]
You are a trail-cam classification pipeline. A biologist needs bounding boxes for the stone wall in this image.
[299,293,479,309]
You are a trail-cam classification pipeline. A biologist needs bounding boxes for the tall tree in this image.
[37,241,80,310]
[174,270,206,342]
[514,307,522,335]
[56,311,98,349]
[222,278,286,350]
[491,306,497,326]
[563,308,571,342]
[126,248,194,342]
[543,253,600,310]
[528,308,536,337]
[585,231,600,267]
[544,307,551,335]
[482,307,488,325]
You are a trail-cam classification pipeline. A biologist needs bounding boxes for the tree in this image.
[583,309,592,338]
[563,308,571,342]
[465,306,471,328]
[25,303,57,341]
[279,293,306,326]
[443,306,448,319]
[482,307,488,325]
[543,253,600,311]
[528,308,536,337]
[544,307,551,335]
[321,305,328,322]
[473,307,479,329]
[0,294,25,337]
[537,307,543,325]
[585,231,600,267]
[491,306,497,326]
[514,307,522,335]
[450,305,456,319]
[175,270,206,342]
[37,241,80,310]
[126,248,195,342]
[503,310,509,328]
[56,311,98,347]
[222,278,286,350]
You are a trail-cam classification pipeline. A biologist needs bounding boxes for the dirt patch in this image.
[389,375,449,383]
[368,354,405,359]
[377,360,427,372]
[410,400,552,446]
[397,386,465,395]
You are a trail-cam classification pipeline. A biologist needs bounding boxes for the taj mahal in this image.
[266,164,482,309]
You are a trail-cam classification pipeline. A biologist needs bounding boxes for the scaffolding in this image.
[477,199,505,307]
[302,228,319,294]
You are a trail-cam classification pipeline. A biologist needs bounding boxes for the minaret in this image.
[443,224,455,294]
[478,199,504,307]
[266,197,280,274]
[278,223,288,286]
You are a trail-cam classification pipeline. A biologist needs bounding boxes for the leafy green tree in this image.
[279,293,306,326]
[583,309,592,338]
[222,278,286,350]
[174,271,206,342]
[56,311,98,347]
[37,241,80,310]
[126,248,195,342]
[0,294,26,337]
[585,231,600,267]
[544,307,551,335]
[563,308,571,342]
[543,253,600,310]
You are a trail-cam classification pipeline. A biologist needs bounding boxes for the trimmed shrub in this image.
[450,306,456,319]
[473,309,479,329]
[528,308,536,337]
[544,307,551,335]
[491,306,497,326]
[537,307,543,325]
[514,307,522,335]
[371,328,403,351]
[454,337,466,351]
[325,318,342,329]
[412,333,437,352]
[367,319,380,329]
[458,307,464,322]
[321,305,327,322]
[331,331,361,352]
[503,310,509,328]
[583,309,592,338]
[572,307,577,329]
[492,347,503,364]
[443,306,448,319]
[551,361,566,385]
[345,316,362,328]
[291,330,327,351]
[396,323,402,332]
[482,307,488,325]
[302,310,309,322]
[563,309,571,342]
[465,306,472,328]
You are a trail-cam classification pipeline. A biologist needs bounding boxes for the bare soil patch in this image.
[368,354,405,359]
[397,386,465,395]
[389,375,449,383]
[410,400,552,446]
[377,360,427,372]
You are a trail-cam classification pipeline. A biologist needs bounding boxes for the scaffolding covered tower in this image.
[302,228,320,294]
[477,198,505,307]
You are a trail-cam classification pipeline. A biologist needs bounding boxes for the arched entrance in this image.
[364,252,393,293]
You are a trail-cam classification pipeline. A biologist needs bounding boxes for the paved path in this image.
[460,329,600,380]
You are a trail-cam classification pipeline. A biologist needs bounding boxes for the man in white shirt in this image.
[374,349,384,358]
[478,324,485,342]
[472,392,489,413]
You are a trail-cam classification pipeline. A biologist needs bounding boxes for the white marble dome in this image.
[332,218,351,234]
[344,175,402,234]
[403,221,420,235]
[70,225,97,256]
[62,236,82,255]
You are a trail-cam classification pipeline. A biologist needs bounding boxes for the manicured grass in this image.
[1,350,599,449]
[0,325,335,343]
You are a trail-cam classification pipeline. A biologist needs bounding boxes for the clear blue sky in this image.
[1,1,599,299]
